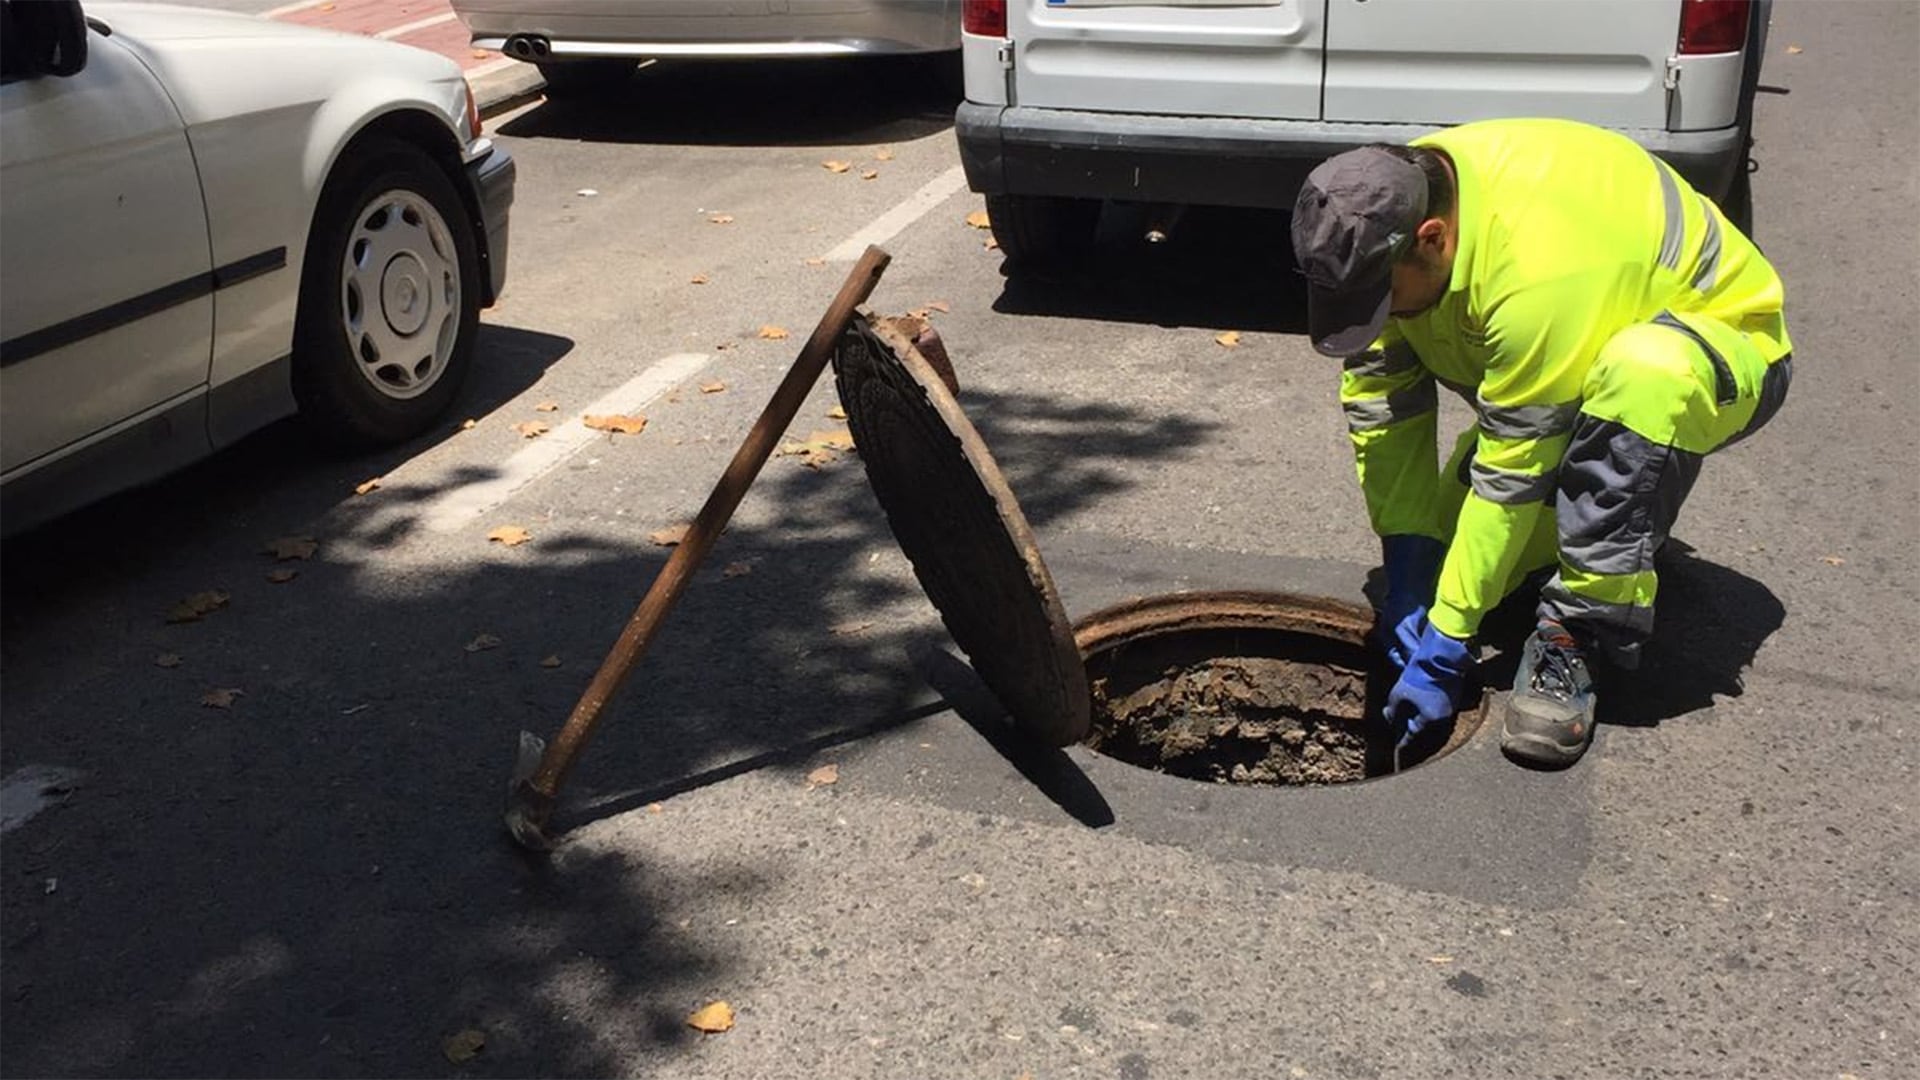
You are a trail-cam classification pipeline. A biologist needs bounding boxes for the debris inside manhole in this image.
[1088,653,1373,785]
[1074,595,1483,785]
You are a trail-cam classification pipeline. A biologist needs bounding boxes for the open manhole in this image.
[834,316,1485,784]
[1076,591,1484,784]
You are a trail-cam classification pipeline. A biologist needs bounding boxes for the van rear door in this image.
[1322,0,1679,129]
[1006,0,1323,120]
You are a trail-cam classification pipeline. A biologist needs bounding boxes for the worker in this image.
[1289,118,1792,766]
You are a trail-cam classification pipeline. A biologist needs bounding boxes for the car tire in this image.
[537,60,634,98]
[985,194,1101,268]
[292,138,480,449]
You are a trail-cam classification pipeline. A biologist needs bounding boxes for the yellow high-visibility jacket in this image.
[1339,118,1791,640]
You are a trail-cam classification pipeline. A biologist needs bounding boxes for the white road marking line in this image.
[375,10,459,39]
[421,353,713,532]
[1,765,81,838]
[823,165,969,262]
[259,0,329,18]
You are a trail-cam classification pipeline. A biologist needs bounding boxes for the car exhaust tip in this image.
[504,35,550,61]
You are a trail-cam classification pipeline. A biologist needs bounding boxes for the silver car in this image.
[451,0,960,95]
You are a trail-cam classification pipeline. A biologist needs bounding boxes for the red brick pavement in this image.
[269,0,508,74]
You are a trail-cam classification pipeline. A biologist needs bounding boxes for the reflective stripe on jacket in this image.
[1339,117,1792,640]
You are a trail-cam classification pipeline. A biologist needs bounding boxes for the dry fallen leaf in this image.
[690,273,710,285]
[354,477,381,496]
[512,420,551,439]
[584,414,648,435]
[1821,555,1846,566]
[827,405,847,420]
[647,803,664,815]
[983,236,1000,251]
[443,1029,485,1064]
[700,380,727,394]
[461,418,478,430]
[875,148,895,162]
[487,525,532,547]
[830,620,873,636]
[167,590,231,624]
[687,1002,735,1034]
[200,688,243,709]
[155,653,183,669]
[266,569,299,585]
[265,536,318,561]
[1786,44,1803,54]
[465,634,503,653]
[648,523,691,547]
[471,48,491,59]
[722,561,753,579]
[534,400,559,412]
[776,429,857,469]
[822,160,852,173]
[1215,330,1243,349]
[965,209,991,229]
[807,763,839,788]
[861,170,879,181]
[804,257,826,267]
[707,213,734,225]
[540,655,562,668]
[757,325,791,340]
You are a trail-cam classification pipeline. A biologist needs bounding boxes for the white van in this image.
[956,0,1772,264]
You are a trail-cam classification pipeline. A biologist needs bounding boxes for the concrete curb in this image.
[471,60,547,118]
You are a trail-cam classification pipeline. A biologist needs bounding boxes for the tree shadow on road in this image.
[0,367,1214,1076]
[496,57,959,149]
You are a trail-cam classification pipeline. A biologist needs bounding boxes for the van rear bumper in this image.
[956,102,1747,209]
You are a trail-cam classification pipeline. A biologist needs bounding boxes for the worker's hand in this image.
[1384,615,1475,747]
[1377,534,1445,667]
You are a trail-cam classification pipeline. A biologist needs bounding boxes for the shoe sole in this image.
[1499,723,1590,768]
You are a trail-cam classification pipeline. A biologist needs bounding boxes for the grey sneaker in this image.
[1502,622,1599,766]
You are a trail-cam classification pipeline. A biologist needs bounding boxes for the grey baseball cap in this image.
[1290,146,1430,357]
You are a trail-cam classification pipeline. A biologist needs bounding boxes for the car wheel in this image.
[537,60,635,98]
[984,194,1101,268]
[293,138,479,449]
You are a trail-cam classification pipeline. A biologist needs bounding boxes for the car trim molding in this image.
[0,246,287,368]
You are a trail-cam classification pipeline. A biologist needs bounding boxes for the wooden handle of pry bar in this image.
[526,245,892,800]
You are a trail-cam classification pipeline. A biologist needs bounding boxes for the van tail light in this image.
[963,0,1006,37]
[1678,0,1750,54]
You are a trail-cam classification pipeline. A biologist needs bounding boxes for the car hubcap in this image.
[340,189,460,401]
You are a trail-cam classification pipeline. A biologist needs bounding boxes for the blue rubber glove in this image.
[1384,615,1475,748]
[1378,534,1445,668]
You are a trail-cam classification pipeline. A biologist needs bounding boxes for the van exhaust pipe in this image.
[504,34,551,61]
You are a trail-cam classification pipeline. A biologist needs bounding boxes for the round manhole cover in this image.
[833,315,1090,746]
[1076,591,1485,783]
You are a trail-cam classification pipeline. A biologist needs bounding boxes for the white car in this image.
[449,0,960,96]
[0,0,515,536]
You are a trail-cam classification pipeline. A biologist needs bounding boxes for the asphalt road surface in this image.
[3,3,1915,1077]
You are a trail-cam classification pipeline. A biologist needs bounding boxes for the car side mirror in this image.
[7,0,89,79]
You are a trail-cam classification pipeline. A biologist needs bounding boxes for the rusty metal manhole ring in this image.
[1075,591,1487,784]
[833,314,1091,746]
